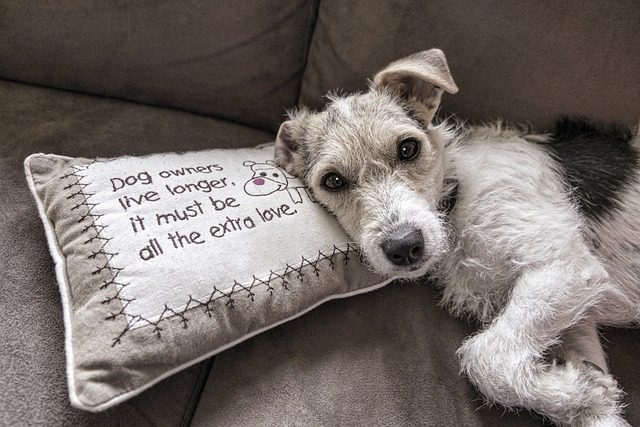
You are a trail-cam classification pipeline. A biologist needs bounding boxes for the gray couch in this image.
[2,1,639,425]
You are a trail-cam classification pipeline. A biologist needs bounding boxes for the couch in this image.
[2,1,639,425]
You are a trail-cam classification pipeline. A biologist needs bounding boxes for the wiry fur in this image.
[274,49,639,426]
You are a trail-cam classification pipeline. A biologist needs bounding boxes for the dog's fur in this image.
[274,49,640,426]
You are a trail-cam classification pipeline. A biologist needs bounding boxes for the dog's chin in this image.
[393,260,433,280]
[369,256,437,280]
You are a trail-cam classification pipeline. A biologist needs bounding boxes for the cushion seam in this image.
[295,0,321,107]
[179,357,216,427]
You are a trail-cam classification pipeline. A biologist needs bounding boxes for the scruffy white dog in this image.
[274,49,640,426]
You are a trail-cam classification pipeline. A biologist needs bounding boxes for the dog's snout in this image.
[382,228,424,266]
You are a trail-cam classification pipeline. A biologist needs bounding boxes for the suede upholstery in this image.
[193,284,543,426]
[299,0,640,130]
[192,285,640,427]
[1,1,639,425]
[0,0,316,132]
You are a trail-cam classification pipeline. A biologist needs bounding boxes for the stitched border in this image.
[111,243,363,347]
[60,161,365,347]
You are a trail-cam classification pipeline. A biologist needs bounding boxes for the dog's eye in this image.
[398,138,421,161]
[321,172,348,191]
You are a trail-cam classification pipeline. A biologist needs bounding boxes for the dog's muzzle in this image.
[381,225,425,267]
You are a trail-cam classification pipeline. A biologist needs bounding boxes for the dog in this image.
[273,49,640,426]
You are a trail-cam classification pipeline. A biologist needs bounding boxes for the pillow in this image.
[25,144,391,412]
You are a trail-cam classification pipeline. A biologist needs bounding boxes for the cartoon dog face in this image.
[243,160,290,197]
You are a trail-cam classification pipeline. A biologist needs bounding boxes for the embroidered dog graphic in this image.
[242,160,314,204]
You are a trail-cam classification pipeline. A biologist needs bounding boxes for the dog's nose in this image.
[382,228,424,266]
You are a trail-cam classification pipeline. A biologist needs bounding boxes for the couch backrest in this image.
[3,1,638,132]
[0,0,317,132]
[299,0,640,130]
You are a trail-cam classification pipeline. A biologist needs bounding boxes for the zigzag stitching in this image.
[61,160,131,347]
[103,242,362,345]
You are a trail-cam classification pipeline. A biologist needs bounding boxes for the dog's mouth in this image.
[361,246,439,279]
[389,256,437,278]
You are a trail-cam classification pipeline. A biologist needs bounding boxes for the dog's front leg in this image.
[457,259,628,426]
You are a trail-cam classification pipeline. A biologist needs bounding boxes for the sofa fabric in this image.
[299,0,640,130]
[191,283,541,427]
[0,81,274,425]
[0,0,317,132]
[3,1,640,425]
[191,281,640,427]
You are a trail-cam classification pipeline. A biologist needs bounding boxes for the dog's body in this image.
[443,122,639,426]
[274,49,639,426]
[441,121,640,327]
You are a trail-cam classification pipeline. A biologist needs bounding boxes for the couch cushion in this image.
[191,283,545,426]
[0,0,317,132]
[191,283,640,426]
[0,80,274,425]
[299,0,640,129]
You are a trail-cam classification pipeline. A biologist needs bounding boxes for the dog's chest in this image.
[435,134,581,321]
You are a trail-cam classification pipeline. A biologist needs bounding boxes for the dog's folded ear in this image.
[274,108,310,177]
[373,49,458,123]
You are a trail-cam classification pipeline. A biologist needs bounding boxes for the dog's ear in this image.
[373,49,458,123]
[274,108,310,176]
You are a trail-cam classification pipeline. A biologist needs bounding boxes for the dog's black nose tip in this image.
[382,228,424,266]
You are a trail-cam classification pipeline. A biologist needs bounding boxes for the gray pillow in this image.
[24,144,390,411]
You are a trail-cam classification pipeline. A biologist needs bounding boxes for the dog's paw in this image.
[458,337,628,425]
[572,413,631,427]
[554,352,621,406]
[582,360,605,374]
[577,363,626,425]
[580,361,621,401]
[548,353,626,426]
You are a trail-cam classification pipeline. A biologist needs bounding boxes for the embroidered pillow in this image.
[24,144,391,412]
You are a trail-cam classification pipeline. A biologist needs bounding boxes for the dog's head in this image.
[274,49,458,278]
